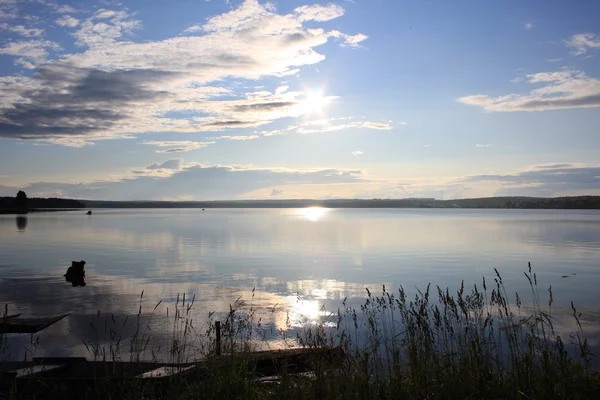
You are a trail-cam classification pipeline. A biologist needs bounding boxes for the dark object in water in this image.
[16,216,27,231]
[202,208,205,211]
[64,260,86,287]
[0,313,70,334]
[86,210,92,215]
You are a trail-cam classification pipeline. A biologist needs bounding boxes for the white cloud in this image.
[565,33,600,55]
[352,150,363,155]
[524,23,533,30]
[35,1,78,14]
[201,0,277,32]
[0,0,368,145]
[55,15,79,28]
[73,8,141,48]
[260,129,287,136]
[211,135,260,141]
[0,0,18,20]
[298,120,392,134]
[147,159,182,170]
[362,121,392,130]
[275,85,289,95]
[0,23,44,37]
[475,144,492,148]
[183,24,202,33]
[328,30,368,48]
[294,4,345,22]
[143,141,215,153]
[133,159,184,177]
[458,70,600,111]
[56,5,77,14]
[0,39,61,67]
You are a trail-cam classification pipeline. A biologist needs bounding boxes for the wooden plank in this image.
[0,347,345,386]
[2,314,22,319]
[136,365,196,379]
[0,313,70,334]
[13,364,69,379]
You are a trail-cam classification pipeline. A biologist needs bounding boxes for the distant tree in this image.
[16,190,28,208]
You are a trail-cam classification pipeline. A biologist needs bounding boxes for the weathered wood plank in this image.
[136,365,196,379]
[0,313,70,334]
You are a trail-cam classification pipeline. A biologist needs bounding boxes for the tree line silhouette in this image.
[0,191,85,213]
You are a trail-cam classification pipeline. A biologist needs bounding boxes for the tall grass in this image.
[3,264,599,399]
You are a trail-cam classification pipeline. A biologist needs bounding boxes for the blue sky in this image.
[1,0,599,200]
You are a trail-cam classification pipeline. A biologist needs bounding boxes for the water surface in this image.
[1,208,599,360]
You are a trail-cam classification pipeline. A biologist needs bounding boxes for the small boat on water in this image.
[1,313,71,334]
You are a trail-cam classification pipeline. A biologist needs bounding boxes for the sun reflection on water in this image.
[297,207,329,222]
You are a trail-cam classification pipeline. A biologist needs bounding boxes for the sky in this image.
[0,0,599,201]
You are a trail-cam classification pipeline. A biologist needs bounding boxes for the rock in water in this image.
[64,260,86,287]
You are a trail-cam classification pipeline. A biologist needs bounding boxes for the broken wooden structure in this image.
[0,313,71,334]
[0,347,345,399]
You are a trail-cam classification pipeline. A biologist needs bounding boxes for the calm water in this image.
[1,208,599,360]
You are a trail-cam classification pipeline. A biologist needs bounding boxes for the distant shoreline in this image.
[0,208,81,215]
[82,195,600,210]
[2,196,600,211]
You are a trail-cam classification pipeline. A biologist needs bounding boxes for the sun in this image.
[299,89,333,115]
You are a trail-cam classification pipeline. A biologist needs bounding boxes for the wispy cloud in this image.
[0,39,61,68]
[55,15,79,28]
[259,129,288,136]
[294,4,345,22]
[73,8,141,48]
[362,121,392,130]
[2,160,598,200]
[143,141,215,153]
[524,23,533,30]
[133,159,183,177]
[8,164,366,200]
[183,24,202,33]
[211,135,260,141]
[297,119,393,134]
[458,70,600,111]
[0,0,18,20]
[565,33,600,55]
[464,163,600,197]
[56,5,78,14]
[147,159,182,170]
[328,30,368,48]
[0,23,44,37]
[352,150,363,155]
[476,144,492,148]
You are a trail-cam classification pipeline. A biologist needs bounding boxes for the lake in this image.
[1,208,599,361]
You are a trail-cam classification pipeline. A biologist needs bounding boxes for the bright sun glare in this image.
[299,90,332,114]
[298,207,329,221]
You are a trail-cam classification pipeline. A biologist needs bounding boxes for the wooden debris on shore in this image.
[0,313,70,334]
[0,346,345,392]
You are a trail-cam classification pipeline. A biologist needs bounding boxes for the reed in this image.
[2,264,599,399]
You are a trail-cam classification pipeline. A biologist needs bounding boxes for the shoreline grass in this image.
[2,263,599,399]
